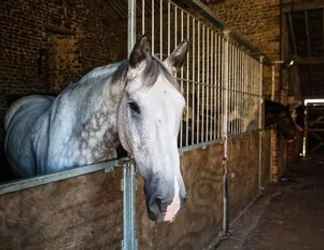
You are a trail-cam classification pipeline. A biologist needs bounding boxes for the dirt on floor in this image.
[216,155,324,250]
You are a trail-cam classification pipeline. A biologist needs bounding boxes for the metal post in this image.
[302,106,308,158]
[128,0,137,54]
[122,162,137,250]
[197,21,201,144]
[222,30,230,236]
[192,18,196,145]
[258,56,264,193]
[206,28,210,142]
[124,1,137,249]
[271,64,276,101]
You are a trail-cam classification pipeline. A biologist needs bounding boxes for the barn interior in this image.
[1,0,324,249]
[283,0,324,156]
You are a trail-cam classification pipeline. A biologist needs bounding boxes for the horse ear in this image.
[129,35,151,68]
[164,41,189,72]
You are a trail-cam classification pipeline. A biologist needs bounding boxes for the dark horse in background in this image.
[265,100,301,140]
[227,99,300,140]
[4,36,189,222]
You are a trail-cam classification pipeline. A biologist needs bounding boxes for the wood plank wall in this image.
[0,131,270,250]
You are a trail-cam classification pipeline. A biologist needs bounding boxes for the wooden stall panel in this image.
[0,132,270,250]
[0,168,123,250]
[137,144,224,250]
[262,130,272,186]
[227,132,259,220]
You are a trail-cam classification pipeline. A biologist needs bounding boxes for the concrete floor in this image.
[216,155,324,250]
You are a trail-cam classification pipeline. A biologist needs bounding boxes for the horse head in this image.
[265,100,298,141]
[117,36,188,222]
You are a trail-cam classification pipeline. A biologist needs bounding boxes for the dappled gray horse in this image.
[4,36,188,222]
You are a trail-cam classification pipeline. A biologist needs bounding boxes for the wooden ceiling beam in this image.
[294,56,324,64]
[322,8,324,50]
[305,10,312,56]
[287,12,298,55]
[282,1,324,12]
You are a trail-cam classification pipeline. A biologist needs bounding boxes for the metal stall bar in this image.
[201,25,206,143]
[239,48,243,134]
[186,13,190,147]
[211,30,215,140]
[142,0,145,34]
[222,30,230,235]
[124,0,138,249]
[213,32,218,140]
[160,0,163,59]
[217,35,222,139]
[151,0,154,53]
[167,1,171,55]
[302,105,308,158]
[234,44,238,135]
[122,160,137,250]
[258,56,264,193]
[192,17,196,145]
[181,9,185,146]
[229,42,233,135]
[206,27,210,142]
[196,21,201,144]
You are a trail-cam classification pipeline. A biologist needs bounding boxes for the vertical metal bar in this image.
[123,162,137,250]
[241,50,244,133]
[175,6,182,148]
[218,36,222,139]
[302,106,308,158]
[213,33,217,140]
[175,5,178,47]
[167,0,171,55]
[186,13,190,146]
[238,47,241,134]
[234,45,237,135]
[211,30,215,140]
[152,0,155,54]
[160,0,163,59]
[128,0,137,54]
[192,18,196,145]
[206,28,210,142]
[142,0,145,34]
[197,21,201,144]
[271,64,275,101]
[238,49,242,134]
[243,51,246,133]
[181,10,184,145]
[232,45,235,135]
[258,56,264,193]
[202,25,206,142]
[228,43,232,135]
[240,48,243,134]
[125,1,137,249]
[222,30,230,235]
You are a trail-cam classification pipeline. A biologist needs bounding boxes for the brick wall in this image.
[210,0,281,97]
[0,0,128,178]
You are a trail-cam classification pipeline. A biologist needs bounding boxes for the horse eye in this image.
[128,101,141,114]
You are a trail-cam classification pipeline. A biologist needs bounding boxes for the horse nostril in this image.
[147,197,164,221]
[180,195,186,207]
[155,197,163,211]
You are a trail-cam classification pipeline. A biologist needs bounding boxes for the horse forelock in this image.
[111,57,179,91]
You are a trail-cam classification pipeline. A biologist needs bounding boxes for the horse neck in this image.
[65,64,127,144]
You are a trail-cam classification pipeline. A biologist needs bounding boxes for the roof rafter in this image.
[305,10,312,56]
[287,12,298,56]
